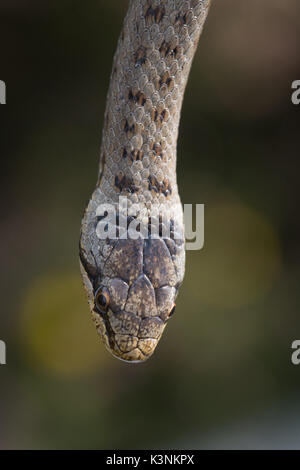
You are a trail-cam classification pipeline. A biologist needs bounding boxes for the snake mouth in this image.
[109,338,160,363]
[94,307,166,362]
[110,348,153,363]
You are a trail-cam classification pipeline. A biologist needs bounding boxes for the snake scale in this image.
[80,0,210,362]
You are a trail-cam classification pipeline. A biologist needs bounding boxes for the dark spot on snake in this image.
[134,46,147,67]
[145,5,165,25]
[122,148,128,159]
[130,149,143,162]
[151,109,158,122]
[151,108,168,126]
[137,91,146,106]
[159,41,171,57]
[123,119,135,138]
[148,176,156,186]
[173,46,181,59]
[115,173,139,194]
[128,89,146,106]
[147,175,172,197]
[161,109,167,121]
[159,41,181,61]
[174,12,187,27]
[159,71,171,88]
[128,89,134,101]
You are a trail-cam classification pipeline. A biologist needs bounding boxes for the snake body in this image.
[80,0,210,362]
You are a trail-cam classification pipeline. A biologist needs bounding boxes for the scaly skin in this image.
[80,0,211,362]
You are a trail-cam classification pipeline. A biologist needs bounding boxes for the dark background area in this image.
[1,0,300,449]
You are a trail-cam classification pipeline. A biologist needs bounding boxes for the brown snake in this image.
[79,0,210,362]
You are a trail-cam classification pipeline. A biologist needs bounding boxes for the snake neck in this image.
[97,0,211,209]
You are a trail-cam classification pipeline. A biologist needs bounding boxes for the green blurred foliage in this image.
[0,0,300,449]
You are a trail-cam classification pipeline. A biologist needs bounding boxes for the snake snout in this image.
[106,309,166,362]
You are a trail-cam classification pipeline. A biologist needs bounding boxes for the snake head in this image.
[79,230,185,362]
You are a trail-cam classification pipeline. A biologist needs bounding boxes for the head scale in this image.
[80,226,185,362]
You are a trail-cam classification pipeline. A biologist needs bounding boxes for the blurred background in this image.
[1,0,300,449]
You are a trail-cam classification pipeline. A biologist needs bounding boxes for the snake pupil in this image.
[98,294,107,307]
[94,287,110,313]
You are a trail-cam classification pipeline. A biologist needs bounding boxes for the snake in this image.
[79,0,210,362]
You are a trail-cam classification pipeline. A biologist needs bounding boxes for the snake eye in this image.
[95,287,110,313]
[168,304,176,318]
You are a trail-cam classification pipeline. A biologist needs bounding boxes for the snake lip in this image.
[110,352,149,364]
